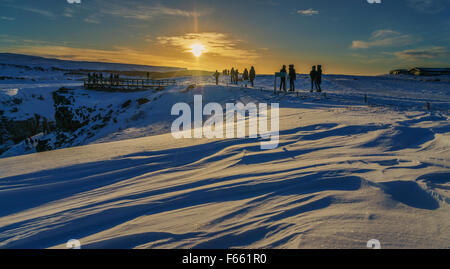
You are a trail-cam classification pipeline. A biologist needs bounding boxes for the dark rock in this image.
[121,100,132,109]
[137,98,150,105]
[36,139,52,152]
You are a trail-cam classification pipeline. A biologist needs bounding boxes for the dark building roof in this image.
[407,67,450,76]
[409,67,450,72]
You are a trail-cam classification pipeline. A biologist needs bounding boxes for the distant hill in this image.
[0,53,187,72]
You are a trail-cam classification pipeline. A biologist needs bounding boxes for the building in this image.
[408,67,450,76]
[389,69,409,75]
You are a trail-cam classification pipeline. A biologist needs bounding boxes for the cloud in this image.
[0,16,14,21]
[156,32,260,60]
[7,5,56,18]
[83,14,101,24]
[297,8,319,16]
[351,29,417,49]
[96,1,212,21]
[4,1,211,24]
[406,0,448,14]
[393,46,450,60]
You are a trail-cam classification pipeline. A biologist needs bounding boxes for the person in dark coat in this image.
[230,68,235,84]
[249,66,256,87]
[310,66,317,92]
[214,70,220,85]
[243,68,249,81]
[316,65,322,92]
[288,64,296,92]
[235,69,239,84]
[279,65,287,91]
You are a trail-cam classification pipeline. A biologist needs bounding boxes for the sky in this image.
[0,0,449,75]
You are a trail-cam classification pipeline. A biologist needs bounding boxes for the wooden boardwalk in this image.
[84,78,177,91]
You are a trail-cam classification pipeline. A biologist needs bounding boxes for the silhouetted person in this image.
[231,68,235,84]
[279,65,287,91]
[316,65,322,92]
[214,70,220,85]
[235,69,239,85]
[250,66,256,87]
[289,64,296,92]
[310,66,317,92]
[243,68,249,81]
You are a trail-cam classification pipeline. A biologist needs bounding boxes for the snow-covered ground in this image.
[0,60,449,249]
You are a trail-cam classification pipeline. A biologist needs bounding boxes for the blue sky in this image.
[0,0,449,74]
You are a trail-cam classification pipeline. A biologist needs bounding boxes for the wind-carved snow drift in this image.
[0,59,449,249]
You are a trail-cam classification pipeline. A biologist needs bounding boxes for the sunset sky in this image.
[0,0,449,75]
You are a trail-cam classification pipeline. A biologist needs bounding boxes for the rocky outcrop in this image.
[53,88,86,132]
[2,114,52,144]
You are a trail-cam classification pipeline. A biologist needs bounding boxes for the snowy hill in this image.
[0,53,186,72]
[0,62,449,248]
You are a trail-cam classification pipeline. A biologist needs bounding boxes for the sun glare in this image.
[190,43,205,57]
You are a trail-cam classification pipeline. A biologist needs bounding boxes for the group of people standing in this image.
[278,64,297,92]
[278,64,323,92]
[87,73,121,86]
[309,65,322,92]
[216,64,324,92]
[87,72,103,84]
[215,66,256,87]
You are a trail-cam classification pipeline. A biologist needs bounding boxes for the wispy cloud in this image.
[7,5,56,18]
[393,46,450,60]
[351,29,417,49]
[157,32,260,61]
[83,14,101,24]
[3,0,211,24]
[63,7,77,18]
[0,34,70,47]
[96,1,212,21]
[406,0,448,14]
[297,8,319,16]
[0,16,14,21]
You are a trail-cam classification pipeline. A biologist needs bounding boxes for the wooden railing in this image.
[84,78,177,91]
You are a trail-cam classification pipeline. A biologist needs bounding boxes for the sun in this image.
[190,43,205,57]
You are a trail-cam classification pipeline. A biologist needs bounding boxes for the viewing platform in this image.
[83,78,177,91]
